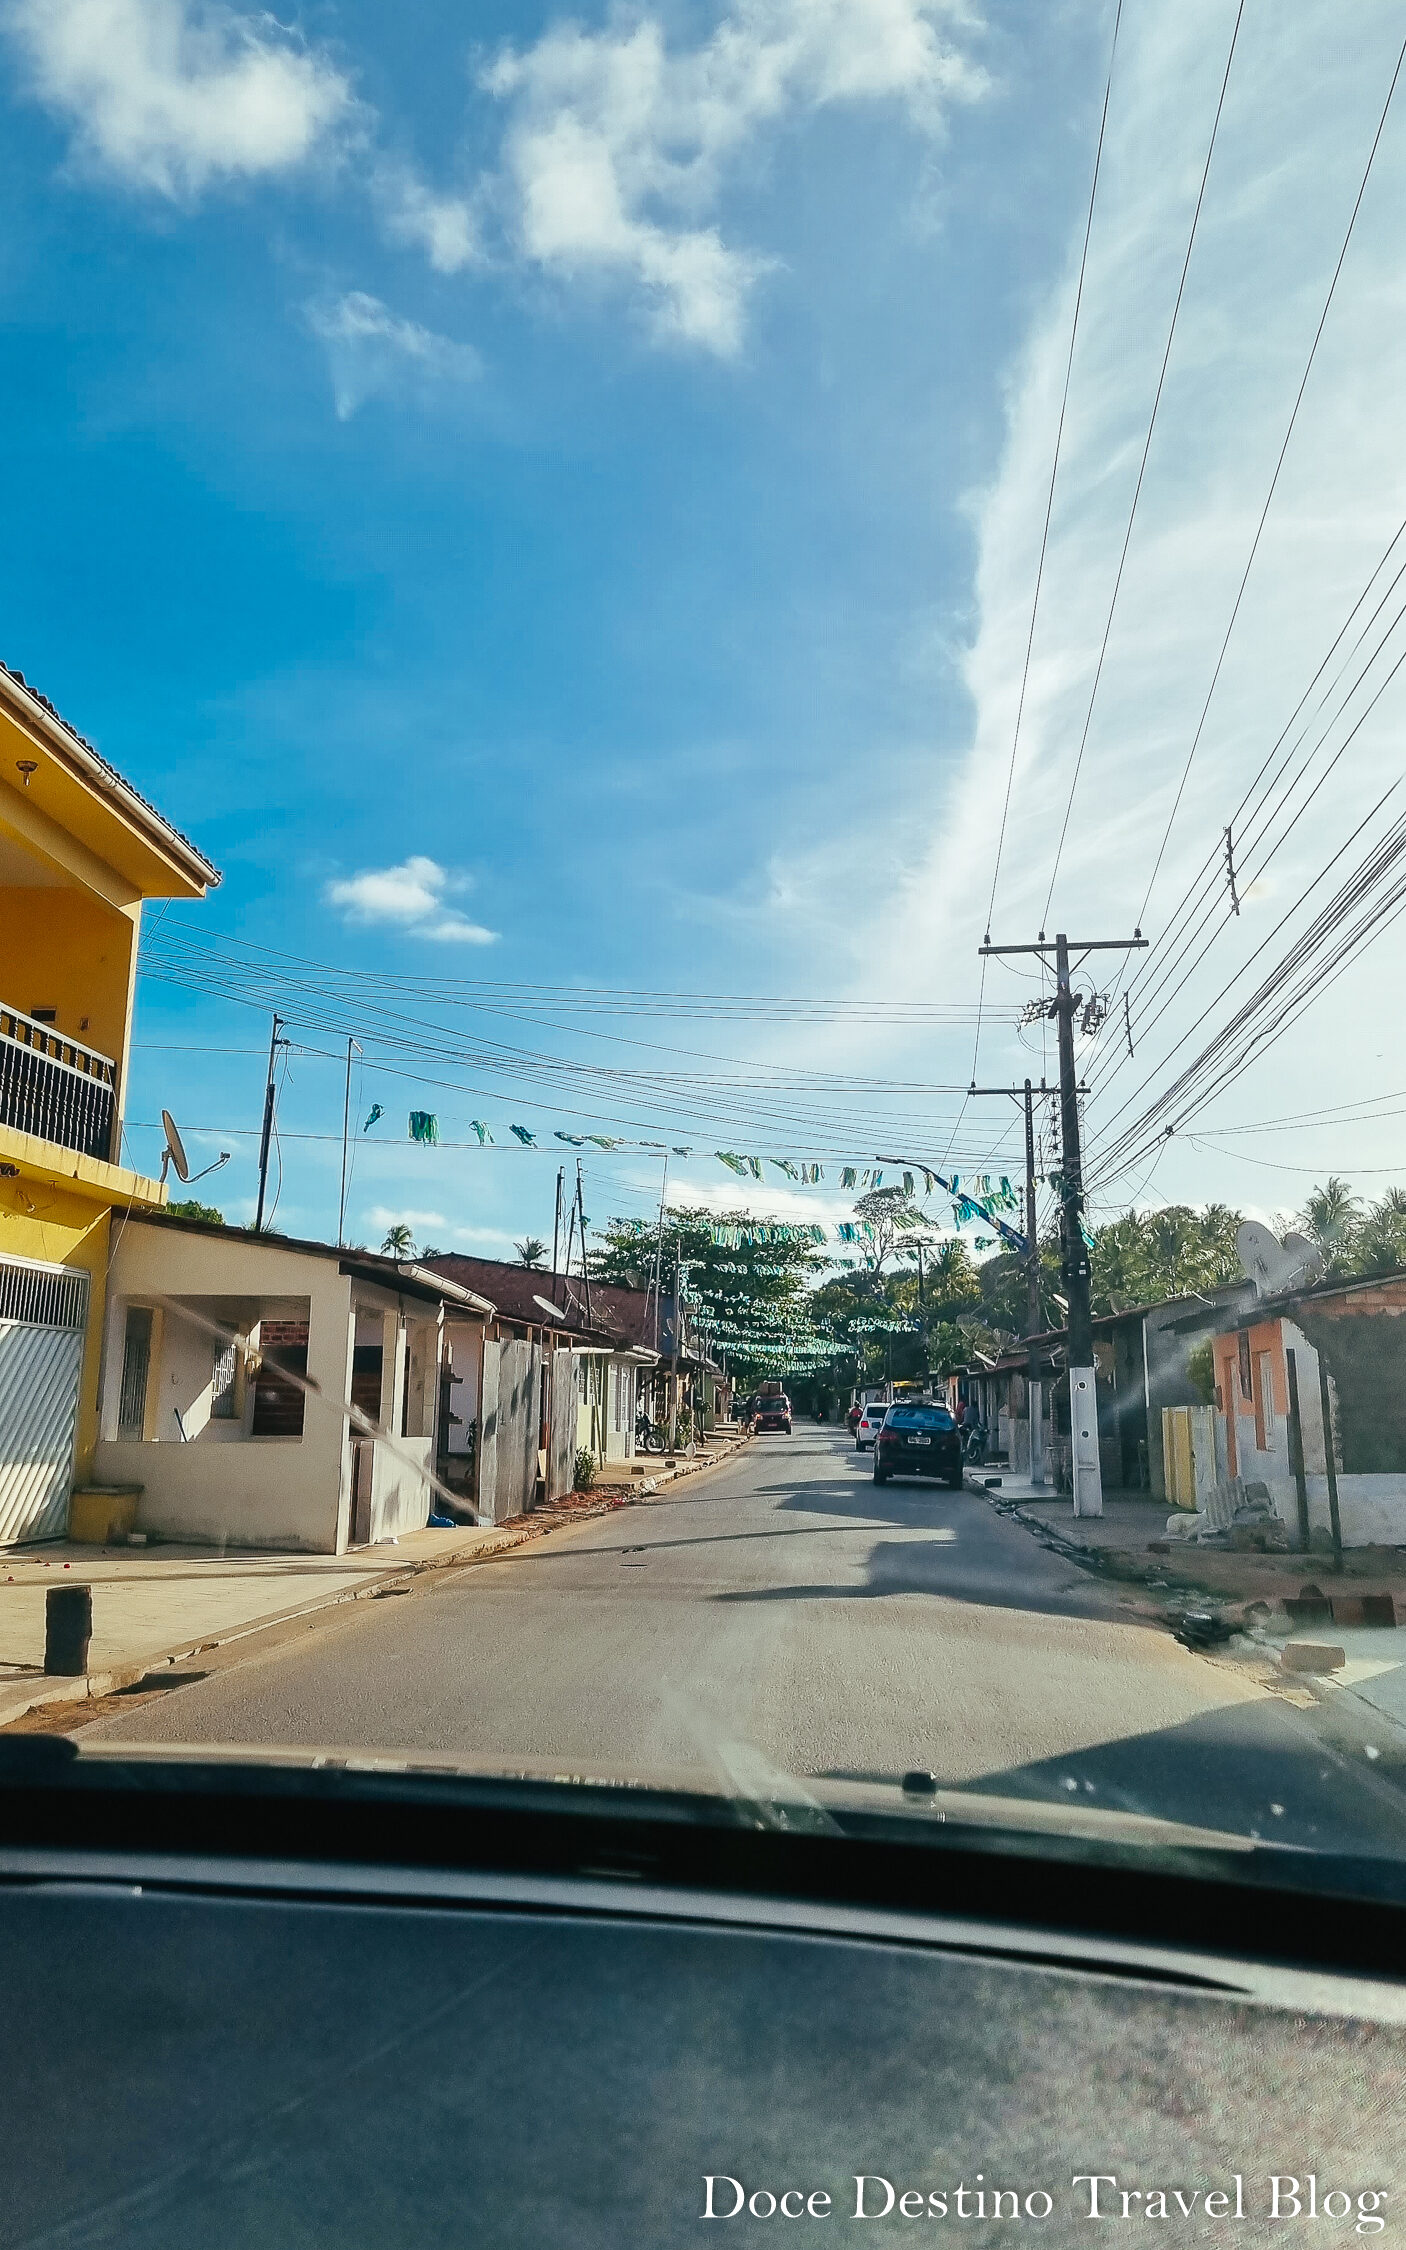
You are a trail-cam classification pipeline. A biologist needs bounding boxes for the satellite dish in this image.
[160,1110,190,1185]
[1236,1220,1323,1297]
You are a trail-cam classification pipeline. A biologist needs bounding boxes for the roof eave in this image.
[0,665,220,892]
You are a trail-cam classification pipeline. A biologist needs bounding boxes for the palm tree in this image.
[381,1223,416,1258]
[1355,1185,1406,1277]
[1299,1177,1362,1270]
[514,1236,549,1269]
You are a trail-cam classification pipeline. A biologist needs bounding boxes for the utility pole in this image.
[969,1076,1053,1486]
[648,1151,669,1354]
[979,930,1146,1516]
[337,1035,360,1246]
[667,1235,682,1451]
[551,1166,566,1307]
[254,1013,289,1233]
[575,1160,593,1331]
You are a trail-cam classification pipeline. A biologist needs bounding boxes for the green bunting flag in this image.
[409,1112,439,1145]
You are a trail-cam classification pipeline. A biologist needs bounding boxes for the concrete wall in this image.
[548,1348,577,1500]
[93,1222,454,1552]
[366,1435,434,1543]
[477,1336,541,1524]
[1212,1309,1406,1547]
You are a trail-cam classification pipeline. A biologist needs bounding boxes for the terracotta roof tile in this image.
[1,659,220,884]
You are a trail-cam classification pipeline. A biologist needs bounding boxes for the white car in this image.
[855,1402,888,1452]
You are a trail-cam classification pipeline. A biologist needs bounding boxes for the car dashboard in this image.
[1,1744,1402,2247]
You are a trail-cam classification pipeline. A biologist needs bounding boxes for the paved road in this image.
[91,1428,1406,1855]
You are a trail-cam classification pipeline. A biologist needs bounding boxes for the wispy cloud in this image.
[3,0,984,359]
[791,0,1406,1200]
[4,0,353,195]
[374,164,480,274]
[325,855,498,944]
[305,290,479,418]
[481,0,985,355]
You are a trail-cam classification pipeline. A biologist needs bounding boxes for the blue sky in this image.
[5,0,1406,1255]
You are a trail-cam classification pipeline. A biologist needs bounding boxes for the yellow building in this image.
[0,660,218,1545]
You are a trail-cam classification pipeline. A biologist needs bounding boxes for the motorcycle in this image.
[634,1411,667,1456]
[962,1419,989,1468]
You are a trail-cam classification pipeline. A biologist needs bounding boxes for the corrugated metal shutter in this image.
[0,1253,89,1547]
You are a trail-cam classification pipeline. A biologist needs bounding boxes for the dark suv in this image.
[756,1394,793,1434]
[872,1402,962,1487]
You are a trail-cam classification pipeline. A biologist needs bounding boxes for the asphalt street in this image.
[90,1427,1406,1856]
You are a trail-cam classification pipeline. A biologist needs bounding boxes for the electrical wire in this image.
[1085,793,1406,1189]
[1131,23,1406,936]
[1040,0,1248,926]
[1084,569,1406,1104]
[1101,506,1406,1055]
[983,0,1124,942]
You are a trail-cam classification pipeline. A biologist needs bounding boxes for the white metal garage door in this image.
[0,1254,89,1547]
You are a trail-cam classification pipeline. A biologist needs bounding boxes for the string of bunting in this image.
[379,1110,1028,1254]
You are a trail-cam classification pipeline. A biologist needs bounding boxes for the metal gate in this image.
[0,1254,89,1547]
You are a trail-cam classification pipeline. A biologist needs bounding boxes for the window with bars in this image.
[211,1337,239,1419]
[118,1306,153,1440]
[0,1254,89,1331]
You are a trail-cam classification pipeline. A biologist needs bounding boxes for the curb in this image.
[0,1434,753,1732]
[962,1471,1185,1625]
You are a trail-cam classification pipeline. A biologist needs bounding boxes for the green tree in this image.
[1351,1185,1406,1277]
[851,1185,937,1272]
[380,1223,416,1258]
[1088,1203,1243,1312]
[514,1236,549,1268]
[591,1205,826,1386]
[1298,1177,1363,1275]
[158,1199,225,1225]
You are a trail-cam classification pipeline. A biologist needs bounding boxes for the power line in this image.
[1106,508,1406,1050]
[983,0,1124,943]
[1132,23,1406,934]
[1085,791,1406,1190]
[1040,0,1248,927]
[1084,566,1406,1104]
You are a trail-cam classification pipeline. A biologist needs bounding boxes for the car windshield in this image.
[5,0,1406,1925]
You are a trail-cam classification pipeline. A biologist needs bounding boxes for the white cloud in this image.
[375,165,480,274]
[325,854,498,943]
[4,0,352,195]
[305,291,480,417]
[811,0,1406,1207]
[480,0,983,354]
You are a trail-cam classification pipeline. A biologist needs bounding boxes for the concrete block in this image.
[69,1487,141,1544]
[1331,1593,1397,1628]
[1280,1641,1345,1674]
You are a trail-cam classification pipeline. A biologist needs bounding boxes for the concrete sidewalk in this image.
[0,1432,750,1730]
[966,1466,1406,1742]
[966,1468,1406,1612]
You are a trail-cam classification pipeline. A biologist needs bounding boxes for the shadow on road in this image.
[712,1531,1148,1625]
[825,1698,1406,1858]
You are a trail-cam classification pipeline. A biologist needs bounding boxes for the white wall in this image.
[443,1318,481,1457]
[94,1224,453,1552]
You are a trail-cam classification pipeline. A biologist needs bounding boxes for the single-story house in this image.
[95,1213,493,1552]
[424,1256,656,1501]
[1208,1269,1406,1547]
[944,1281,1255,1495]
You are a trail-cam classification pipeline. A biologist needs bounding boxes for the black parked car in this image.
[872,1402,962,1487]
